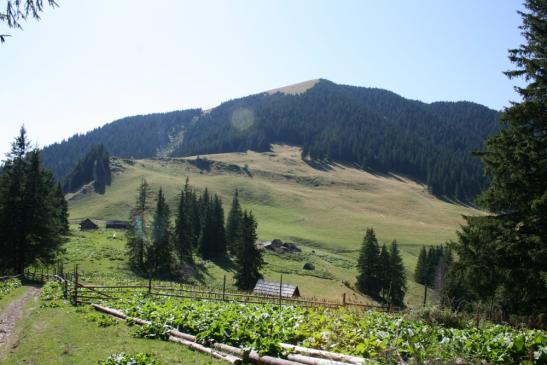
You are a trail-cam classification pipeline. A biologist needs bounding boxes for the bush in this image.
[0,278,22,299]
[97,352,160,365]
[408,306,468,329]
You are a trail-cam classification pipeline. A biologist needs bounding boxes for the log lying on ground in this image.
[169,329,196,342]
[280,344,367,365]
[287,353,355,365]
[92,304,127,319]
[169,336,242,364]
[212,344,307,365]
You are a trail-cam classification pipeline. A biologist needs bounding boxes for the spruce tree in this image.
[458,0,546,316]
[356,228,381,298]
[234,211,263,290]
[226,189,243,254]
[211,194,227,255]
[198,191,215,259]
[149,188,172,276]
[0,127,68,273]
[175,183,194,264]
[414,246,428,285]
[378,244,391,301]
[126,179,151,272]
[387,241,407,307]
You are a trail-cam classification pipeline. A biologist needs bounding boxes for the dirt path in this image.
[0,286,41,350]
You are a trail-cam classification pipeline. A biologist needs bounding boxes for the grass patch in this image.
[2,289,225,365]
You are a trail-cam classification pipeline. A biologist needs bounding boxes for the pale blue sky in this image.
[1,0,524,158]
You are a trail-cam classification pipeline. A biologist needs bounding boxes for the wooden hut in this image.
[80,218,98,231]
[252,279,300,298]
[105,220,129,229]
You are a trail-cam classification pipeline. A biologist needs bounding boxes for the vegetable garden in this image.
[70,287,546,365]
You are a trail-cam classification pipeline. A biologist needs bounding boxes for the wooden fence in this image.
[22,265,400,312]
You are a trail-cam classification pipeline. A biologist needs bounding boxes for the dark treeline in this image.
[63,144,111,194]
[414,245,453,289]
[41,109,201,180]
[126,178,263,290]
[356,228,407,307]
[0,128,69,274]
[174,80,500,201]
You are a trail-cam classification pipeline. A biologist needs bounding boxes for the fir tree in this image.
[226,189,243,254]
[234,211,263,290]
[387,241,407,307]
[356,228,381,298]
[0,127,68,273]
[449,0,547,316]
[175,181,194,264]
[414,246,428,285]
[149,188,172,276]
[211,194,227,255]
[126,179,151,272]
[378,244,391,301]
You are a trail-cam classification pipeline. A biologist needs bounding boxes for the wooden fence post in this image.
[222,275,226,301]
[279,274,283,307]
[74,265,79,306]
[342,293,346,307]
[148,275,152,295]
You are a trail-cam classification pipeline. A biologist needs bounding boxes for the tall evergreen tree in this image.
[387,241,407,307]
[211,194,227,255]
[175,184,194,264]
[356,228,381,298]
[126,179,151,272]
[0,127,68,273]
[415,246,428,285]
[448,0,547,316]
[234,211,263,290]
[226,189,243,254]
[378,244,391,301]
[149,188,172,276]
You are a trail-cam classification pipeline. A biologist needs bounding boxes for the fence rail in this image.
[21,265,401,312]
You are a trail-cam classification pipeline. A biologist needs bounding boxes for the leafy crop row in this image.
[101,295,546,364]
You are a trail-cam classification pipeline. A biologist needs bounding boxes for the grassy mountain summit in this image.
[41,79,499,201]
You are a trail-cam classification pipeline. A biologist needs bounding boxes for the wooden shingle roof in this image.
[252,279,300,298]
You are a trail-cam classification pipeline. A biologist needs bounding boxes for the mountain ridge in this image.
[41,79,500,201]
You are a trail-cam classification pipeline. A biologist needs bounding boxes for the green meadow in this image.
[67,145,482,307]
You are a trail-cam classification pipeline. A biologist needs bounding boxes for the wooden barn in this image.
[80,218,98,231]
[105,220,129,229]
[252,279,300,298]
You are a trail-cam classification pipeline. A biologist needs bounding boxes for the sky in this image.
[0,0,525,158]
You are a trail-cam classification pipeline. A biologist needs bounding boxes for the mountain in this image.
[41,109,201,179]
[41,79,500,201]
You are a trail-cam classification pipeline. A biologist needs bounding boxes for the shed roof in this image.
[80,218,98,229]
[252,279,300,297]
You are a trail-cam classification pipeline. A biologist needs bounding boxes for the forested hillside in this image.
[174,80,500,201]
[41,109,201,179]
[41,80,499,201]
[63,145,112,194]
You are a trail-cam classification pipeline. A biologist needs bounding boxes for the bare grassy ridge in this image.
[68,145,482,306]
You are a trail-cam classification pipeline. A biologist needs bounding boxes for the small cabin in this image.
[252,279,300,298]
[105,220,129,229]
[80,218,98,231]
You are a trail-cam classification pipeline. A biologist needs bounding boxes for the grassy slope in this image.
[67,145,482,307]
